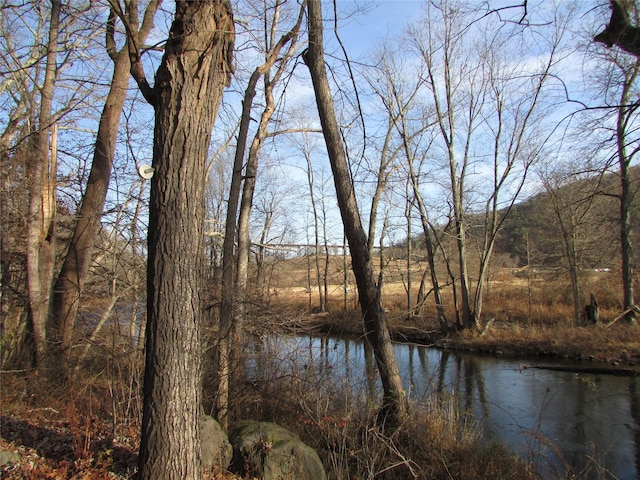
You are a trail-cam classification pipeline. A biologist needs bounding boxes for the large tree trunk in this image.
[303,0,407,424]
[51,2,160,371]
[26,0,60,368]
[132,2,234,478]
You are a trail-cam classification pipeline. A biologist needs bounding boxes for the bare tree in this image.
[368,46,449,331]
[408,0,566,329]
[113,0,235,476]
[292,134,333,312]
[1,1,102,367]
[588,1,639,318]
[216,0,304,431]
[51,0,160,372]
[614,60,639,317]
[537,164,603,322]
[25,0,61,368]
[303,0,407,423]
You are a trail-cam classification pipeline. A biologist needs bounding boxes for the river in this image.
[247,334,640,479]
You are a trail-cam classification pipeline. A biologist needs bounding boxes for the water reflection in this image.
[247,334,639,479]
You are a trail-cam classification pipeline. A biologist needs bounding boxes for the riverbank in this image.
[291,310,640,374]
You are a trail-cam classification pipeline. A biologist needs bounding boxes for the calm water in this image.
[248,334,640,479]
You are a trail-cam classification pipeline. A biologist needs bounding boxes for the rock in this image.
[229,421,327,480]
[201,415,232,471]
[0,450,20,466]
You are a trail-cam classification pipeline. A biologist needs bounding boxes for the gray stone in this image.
[201,415,232,471]
[229,421,327,480]
[0,450,21,466]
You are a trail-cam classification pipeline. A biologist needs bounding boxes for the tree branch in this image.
[106,7,117,60]
[595,0,640,58]
[107,0,157,105]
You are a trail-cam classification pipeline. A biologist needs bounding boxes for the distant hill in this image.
[496,164,640,269]
[394,165,639,272]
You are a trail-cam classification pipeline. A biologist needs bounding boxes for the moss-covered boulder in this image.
[229,421,326,480]
[0,450,20,467]
[202,415,232,471]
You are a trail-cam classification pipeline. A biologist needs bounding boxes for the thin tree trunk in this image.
[377,211,390,291]
[231,9,303,409]
[216,64,255,433]
[343,235,349,311]
[217,11,298,429]
[405,191,413,318]
[26,0,60,368]
[416,220,448,331]
[321,198,330,311]
[51,1,160,369]
[305,150,323,310]
[303,0,406,423]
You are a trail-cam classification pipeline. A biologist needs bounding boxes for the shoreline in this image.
[283,313,640,376]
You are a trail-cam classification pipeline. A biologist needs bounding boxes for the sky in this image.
[333,0,423,53]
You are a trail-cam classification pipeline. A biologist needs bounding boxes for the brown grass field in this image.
[264,254,640,369]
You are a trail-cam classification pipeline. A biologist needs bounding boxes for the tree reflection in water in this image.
[246,333,639,479]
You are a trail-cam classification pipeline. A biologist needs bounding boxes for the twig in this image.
[605,305,640,328]
[479,318,495,337]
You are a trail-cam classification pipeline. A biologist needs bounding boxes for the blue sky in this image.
[333,1,423,55]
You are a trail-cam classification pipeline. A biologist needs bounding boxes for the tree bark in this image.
[26,0,60,368]
[129,2,234,478]
[51,2,159,370]
[303,0,407,424]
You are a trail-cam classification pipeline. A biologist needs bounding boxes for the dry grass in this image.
[449,322,640,365]
[265,256,639,368]
[237,351,535,480]
[0,365,239,479]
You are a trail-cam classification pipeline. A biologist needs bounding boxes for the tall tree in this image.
[113,0,235,476]
[303,0,407,423]
[616,61,639,316]
[217,1,305,430]
[368,48,449,331]
[1,1,102,367]
[25,0,61,367]
[51,0,160,372]
[592,0,639,318]
[408,0,564,328]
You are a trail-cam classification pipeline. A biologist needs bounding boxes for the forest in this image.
[1,0,639,478]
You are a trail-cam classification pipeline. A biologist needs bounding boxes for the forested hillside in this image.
[499,165,640,269]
